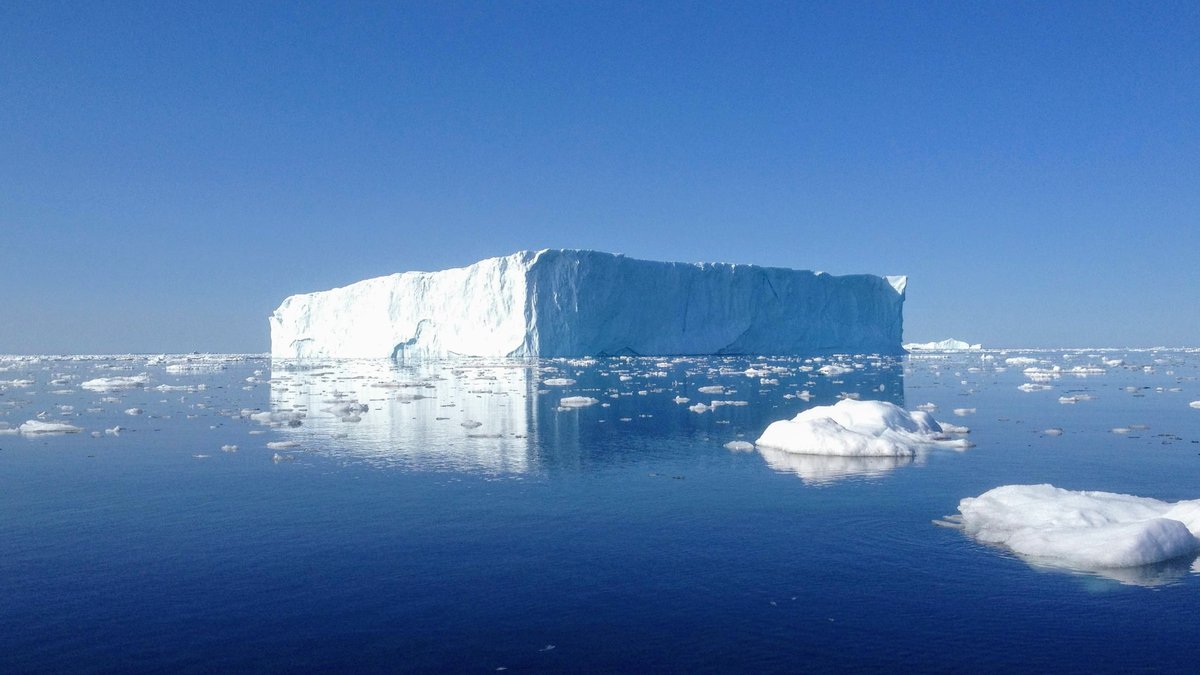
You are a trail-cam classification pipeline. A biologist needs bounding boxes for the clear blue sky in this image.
[2,1,1197,353]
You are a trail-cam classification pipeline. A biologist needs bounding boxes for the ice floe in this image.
[955,484,1200,570]
[19,420,83,434]
[81,374,150,391]
[559,396,599,408]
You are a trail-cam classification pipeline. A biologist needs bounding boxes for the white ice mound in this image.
[904,338,982,351]
[957,484,1200,569]
[270,249,906,359]
[754,399,968,457]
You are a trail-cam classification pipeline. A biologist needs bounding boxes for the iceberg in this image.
[270,250,906,359]
[904,338,981,351]
[956,484,1200,570]
[754,399,968,457]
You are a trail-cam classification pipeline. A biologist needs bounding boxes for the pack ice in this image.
[270,250,906,359]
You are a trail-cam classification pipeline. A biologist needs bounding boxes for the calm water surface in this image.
[2,350,1199,672]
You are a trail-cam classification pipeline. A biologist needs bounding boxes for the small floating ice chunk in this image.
[1018,383,1052,392]
[461,420,483,428]
[19,420,83,434]
[542,378,576,386]
[818,364,853,377]
[81,374,150,391]
[697,385,724,394]
[221,444,238,452]
[754,399,968,457]
[266,441,301,450]
[1190,401,1200,409]
[1043,428,1064,436]
[243,409,306,427]
[272,453,296,462]
[724,440,755,452]
[124,408,143,416]
[559,396,599,408]
[956,484,1200,569]
[953,408,975,416]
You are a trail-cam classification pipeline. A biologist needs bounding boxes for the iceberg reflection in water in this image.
[269,358,540,473]
[757,445,915,485]
[266,354,909,478]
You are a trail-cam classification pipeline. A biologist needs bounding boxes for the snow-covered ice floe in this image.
[954,484,1200,574]
[271,249,906,358]
[754,399,969,457]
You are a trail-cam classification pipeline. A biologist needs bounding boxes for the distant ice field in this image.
[2,348,1200,672]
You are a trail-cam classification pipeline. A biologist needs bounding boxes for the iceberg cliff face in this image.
[270,250,906,359]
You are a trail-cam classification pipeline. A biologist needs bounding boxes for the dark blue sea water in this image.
[2,351,1200,672]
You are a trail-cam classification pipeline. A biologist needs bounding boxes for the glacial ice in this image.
[754,399,968,457]
[270,250,906,359]
[957,484,1200,569]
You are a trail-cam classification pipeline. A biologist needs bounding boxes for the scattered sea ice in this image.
[559,396,599,408]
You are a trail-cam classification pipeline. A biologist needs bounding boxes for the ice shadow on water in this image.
[266,355,907,475]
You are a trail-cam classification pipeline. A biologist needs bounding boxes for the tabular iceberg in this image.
[270,250,906,359]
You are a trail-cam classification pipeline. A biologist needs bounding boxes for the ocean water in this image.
[2,350,1200,673]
